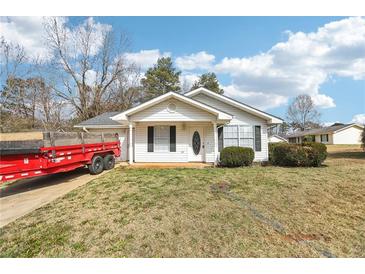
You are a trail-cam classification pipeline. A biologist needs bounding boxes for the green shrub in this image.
[302,142,327,167]
[220,146,254,167]
[268,143,283,163]
[271,142,327,167]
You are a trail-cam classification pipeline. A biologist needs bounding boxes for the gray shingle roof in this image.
[285,123,358,138]
[75,111,121,127]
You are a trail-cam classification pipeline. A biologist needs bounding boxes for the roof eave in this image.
[186,87,283,124]
[74,124,125,128]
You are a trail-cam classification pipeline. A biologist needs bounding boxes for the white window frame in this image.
[154,125,170,152]
[320,134,329,143]
[223,125,239,147]
[222,125,254,149]
[239,125,254,149]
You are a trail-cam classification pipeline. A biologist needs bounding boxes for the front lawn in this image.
[0,145,364,257]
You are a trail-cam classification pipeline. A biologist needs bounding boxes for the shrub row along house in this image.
[75,88,282,164]
[285,123,364,145]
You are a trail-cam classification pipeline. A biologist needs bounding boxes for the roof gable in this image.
[185,87,283,124]
[111,91,233,122]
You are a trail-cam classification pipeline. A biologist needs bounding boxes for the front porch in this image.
[127,121,220,164]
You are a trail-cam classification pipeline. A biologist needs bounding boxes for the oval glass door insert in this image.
[192,131,201,155]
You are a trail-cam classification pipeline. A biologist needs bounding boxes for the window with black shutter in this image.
[254,126,261,151]
[218,127,223,152]
[147,126,154,152]
[170,126,176,152]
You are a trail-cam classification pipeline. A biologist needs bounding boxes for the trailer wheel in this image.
[88,155,104,175]
[103,154,115,170]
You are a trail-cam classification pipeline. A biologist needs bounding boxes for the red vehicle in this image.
[0,132,120,183]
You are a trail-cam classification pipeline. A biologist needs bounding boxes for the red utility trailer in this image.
[0,132,120,183]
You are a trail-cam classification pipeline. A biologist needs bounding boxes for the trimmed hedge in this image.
[220,146,254,167]
[271,142,327,167]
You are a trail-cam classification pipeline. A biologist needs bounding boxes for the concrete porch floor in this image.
[120,162,214,169]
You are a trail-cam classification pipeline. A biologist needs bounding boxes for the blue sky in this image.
[1,16,365,124]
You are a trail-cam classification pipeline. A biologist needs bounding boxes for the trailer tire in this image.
[103,154,115,170]
[88,155,104,175]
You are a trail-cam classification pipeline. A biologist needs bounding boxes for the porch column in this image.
[129,122,133,164]
[213,122,218,165]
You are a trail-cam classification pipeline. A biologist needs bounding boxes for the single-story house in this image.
[268,134,288,143]
[75,88,283,164]
[285,123,364,145]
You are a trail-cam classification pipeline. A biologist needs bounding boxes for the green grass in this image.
[0,146,364,257]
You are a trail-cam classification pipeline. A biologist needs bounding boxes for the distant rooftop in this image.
[286,123,363,138]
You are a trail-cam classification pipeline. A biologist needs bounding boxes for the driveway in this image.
[0,165,119,227]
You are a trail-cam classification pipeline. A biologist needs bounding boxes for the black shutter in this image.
[148,126,154,152]
[254,126,261,151]
[170,126,176,152]
[218,127,223,152]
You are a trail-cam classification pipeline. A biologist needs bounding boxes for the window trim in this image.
[239,125,254,149]
[153,125,170,153]
[221,124,255,150]
[320,134,329,143]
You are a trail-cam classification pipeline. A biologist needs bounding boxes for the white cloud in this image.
[351,113,365,124]
[215,17,365,109]
[0,16,113,61]
[175,51,215,70]
[123,49,171,69]
[0,16,51,60]
[223,85,288,110]
[180,73,199,92]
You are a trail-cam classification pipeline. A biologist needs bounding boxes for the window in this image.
[254,126,261,151]
[222,125,256,150]
[320,134,328,143]
[154,126,170,152]
[223,125,238,147]
[289,137,296,144]
[239,126,254,149]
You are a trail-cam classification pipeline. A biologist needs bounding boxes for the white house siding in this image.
[192,93,269,161]
[86,128,128,161]
[129,99,216,122]
[133,122,215,163]
[333,127,363,144]
[203,124,215,163]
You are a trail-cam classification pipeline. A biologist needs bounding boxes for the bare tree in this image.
[44,17,134,121]
[107,64,143,111]
[0,38,29,112]
[287,94,321,131]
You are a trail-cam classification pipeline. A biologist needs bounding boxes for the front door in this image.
[189,126,204,162]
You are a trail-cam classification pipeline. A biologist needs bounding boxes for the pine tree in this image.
[141,57,181,100]
[191,72,224,94]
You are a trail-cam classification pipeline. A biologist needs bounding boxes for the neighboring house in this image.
[74,88,282,164]
[285,123,364,145]
[268,134,288,143]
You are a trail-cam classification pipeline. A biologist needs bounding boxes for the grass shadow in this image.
[328,151,365,159]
